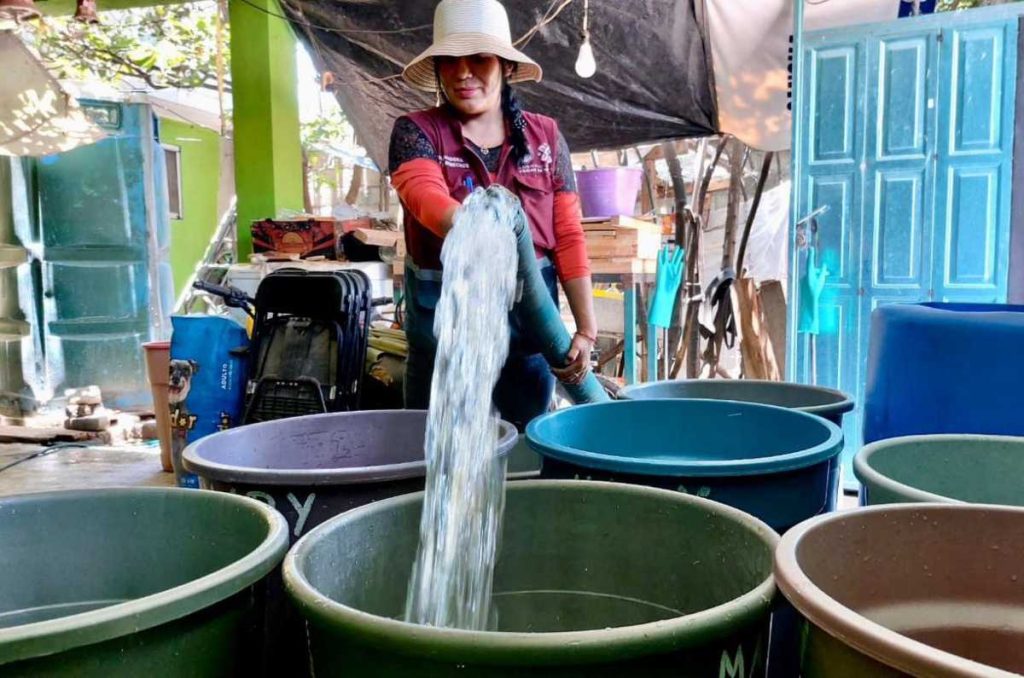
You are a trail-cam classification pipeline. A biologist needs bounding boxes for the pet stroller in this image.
[243,268,372,423]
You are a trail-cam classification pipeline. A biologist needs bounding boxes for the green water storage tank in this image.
[0,157,32,417]
[33,101,173,408]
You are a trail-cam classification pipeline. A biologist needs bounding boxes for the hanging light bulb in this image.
[575,36,596,78]
[574,0,596,78]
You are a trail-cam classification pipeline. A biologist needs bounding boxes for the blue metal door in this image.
[795,8,1018,489]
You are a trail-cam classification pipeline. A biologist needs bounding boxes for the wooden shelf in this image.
[588,258,658,275]
[581,215,660,231]
[583,215,661,260]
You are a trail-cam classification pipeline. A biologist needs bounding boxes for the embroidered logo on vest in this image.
[538,142,553,167]
[518,143,552,176]
[440,154,470,170]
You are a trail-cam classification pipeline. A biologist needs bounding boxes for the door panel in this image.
[872,170,927,289]
[950,27,1006,154]
[810,47,860,163]
[934,23,1015,302]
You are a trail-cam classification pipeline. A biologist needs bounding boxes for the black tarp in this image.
[279,0,718,168]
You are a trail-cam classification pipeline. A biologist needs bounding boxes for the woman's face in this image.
[437,54,510,116]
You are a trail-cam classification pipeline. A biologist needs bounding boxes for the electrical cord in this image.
[0,443,88,475]
[238,0,431,36]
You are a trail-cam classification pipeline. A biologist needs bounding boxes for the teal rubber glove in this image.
[647,245,685,329]
[798,247,829,335]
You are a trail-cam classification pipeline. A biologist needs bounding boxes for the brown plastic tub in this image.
[775,503,1024,677]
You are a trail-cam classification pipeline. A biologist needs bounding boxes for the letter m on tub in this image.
[719,645,745,678]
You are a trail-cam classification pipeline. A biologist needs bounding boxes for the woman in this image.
[390,0,597,431]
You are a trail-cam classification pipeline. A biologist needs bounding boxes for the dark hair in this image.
[435,58,530,166]
[501,77,530,166]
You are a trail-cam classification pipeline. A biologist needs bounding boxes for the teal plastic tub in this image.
[528,399,843,533]
[0,488,288,676]
[284,480,779,677]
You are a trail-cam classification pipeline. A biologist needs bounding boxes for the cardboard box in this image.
[251,217,336,258]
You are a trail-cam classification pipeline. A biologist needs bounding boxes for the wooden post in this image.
[302,149,313,213]
[345,165,364,206]
[659,140,693,375]
[638,146,659,215]
[623,280,638,384]
[723,139,744,271]
[668,136,728,379]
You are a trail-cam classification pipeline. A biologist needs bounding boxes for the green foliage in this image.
[28,1,228,91]
[301,106,352,148]
[303,107,354,193]
[937,0,1021,10]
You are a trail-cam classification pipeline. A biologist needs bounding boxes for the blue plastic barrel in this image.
[527,399,843,534]
[864,302,1024,444]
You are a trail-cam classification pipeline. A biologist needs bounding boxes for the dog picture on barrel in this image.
[168,359,198,404]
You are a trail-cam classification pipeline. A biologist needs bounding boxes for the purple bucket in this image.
[575,168,644,219]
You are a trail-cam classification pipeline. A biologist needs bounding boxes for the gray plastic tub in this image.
[855,434,1024,506]
[620,379,854,426]
[183,409,518,540]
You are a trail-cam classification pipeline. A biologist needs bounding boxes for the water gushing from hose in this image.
[404,186,518,630]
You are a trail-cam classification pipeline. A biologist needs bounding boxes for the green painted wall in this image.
[159,118,222,295]
[229,0,304,256]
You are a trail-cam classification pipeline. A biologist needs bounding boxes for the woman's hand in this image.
[552,331,595,385]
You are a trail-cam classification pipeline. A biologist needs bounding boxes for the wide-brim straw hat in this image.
[403,0,543,92]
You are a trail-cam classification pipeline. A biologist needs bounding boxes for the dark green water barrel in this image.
[0,488,288,676]
[285,480,779,677]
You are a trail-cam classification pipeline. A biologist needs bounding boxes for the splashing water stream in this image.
[404,186,521,630]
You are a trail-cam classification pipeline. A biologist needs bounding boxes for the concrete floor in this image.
[838,490,858,510]
[0,442,175,497]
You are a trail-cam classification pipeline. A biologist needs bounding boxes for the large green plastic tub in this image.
[284,480,779,677]
[0,488,288,676]
[776,504,1024,677]
[855,434,1024,506]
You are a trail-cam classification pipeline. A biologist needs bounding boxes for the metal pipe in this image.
[789,0,807,383]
